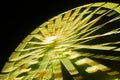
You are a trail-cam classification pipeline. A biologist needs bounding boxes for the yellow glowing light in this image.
[75,58,87,65]
[115,78,120,80]
[85,66,98,73]
[42,36,56,44]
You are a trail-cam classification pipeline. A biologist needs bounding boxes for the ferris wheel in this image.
[0,2,120,80]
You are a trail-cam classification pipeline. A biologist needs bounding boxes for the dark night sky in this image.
[0,0,120,71]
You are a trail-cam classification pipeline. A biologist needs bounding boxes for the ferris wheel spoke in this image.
[71,44,116,51]
[32,34,45,41]
[61,16,120,45]
[42,66,53,80]
[48,15,63,36]
[68,7,81,22]
[9,48,46,61]
[99,41,120,46]
[69,3,113,33]
[34,54,52,79]
[52,59,63,80]
[66,25,120,44]
[72,52,120,61]
[39,27,50,37]
[69,5,93,32]
[56,10,78,36]
[61,58,79,76]
[79,16,120,38]
[47,20,55,34]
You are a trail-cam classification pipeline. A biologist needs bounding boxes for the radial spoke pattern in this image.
[0,2,120,80]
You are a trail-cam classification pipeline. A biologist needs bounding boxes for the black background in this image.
[0,0,120,71]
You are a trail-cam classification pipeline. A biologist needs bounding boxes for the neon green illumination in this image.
[0,2,120,80]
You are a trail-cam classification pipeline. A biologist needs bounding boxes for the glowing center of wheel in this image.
[43,36,57,44]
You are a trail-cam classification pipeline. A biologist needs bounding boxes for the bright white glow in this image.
[96,64,110,71]
[85,66,98,73]
[75,58,87,65]
[42,36,56,44]
[75,58,97,65]
[85,64,110,73]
